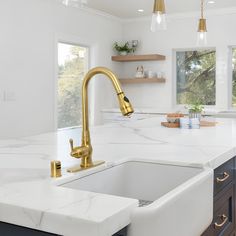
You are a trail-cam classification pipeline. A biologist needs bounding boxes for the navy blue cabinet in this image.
[0,222,59,236]
[0,221,127,236]
[202,158,236,236]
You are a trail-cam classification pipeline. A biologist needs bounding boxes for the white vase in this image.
[119,51,128,56]
[189,112,202,120]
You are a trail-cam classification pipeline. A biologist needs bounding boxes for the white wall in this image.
[0,0,123,138]
[2,1,236,138]
[119,11,236,111]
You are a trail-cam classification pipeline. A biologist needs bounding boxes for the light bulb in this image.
[151,11,167,32]
[197,31,207,46]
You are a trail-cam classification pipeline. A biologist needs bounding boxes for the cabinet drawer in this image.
[213,183,234,236]
[202,183,234,236]
[214,159,234,196]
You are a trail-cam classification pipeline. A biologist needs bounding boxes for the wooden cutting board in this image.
[161,122,180,128]
[161,120,217,128]
[200,120,217,127]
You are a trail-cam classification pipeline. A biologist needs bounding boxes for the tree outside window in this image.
[232,48,236,107]
[176,50,216,105]
[58,43,88,129]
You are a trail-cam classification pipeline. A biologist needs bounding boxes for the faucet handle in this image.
[69,138,90,159]
[69,139,74,152]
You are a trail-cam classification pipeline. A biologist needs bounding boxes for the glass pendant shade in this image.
[197,18,207,46]
[151,0,167,32]
[197,31,207,46]
[151,11,167,32]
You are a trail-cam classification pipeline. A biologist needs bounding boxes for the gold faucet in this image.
[67,67,134,173]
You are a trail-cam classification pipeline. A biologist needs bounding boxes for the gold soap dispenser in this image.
[50,160,62,178]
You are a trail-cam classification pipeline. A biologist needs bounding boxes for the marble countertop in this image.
[0,116,236,235]
[101,107,236,116]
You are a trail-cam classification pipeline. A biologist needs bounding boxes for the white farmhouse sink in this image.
[62,160,213,236]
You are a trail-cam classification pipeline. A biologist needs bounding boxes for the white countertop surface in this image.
[101,107,236,116]
[0,116,236,235]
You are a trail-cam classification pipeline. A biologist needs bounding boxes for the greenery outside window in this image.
[58,42,88,129]
[176,49,216,105]
[232,48,236,107]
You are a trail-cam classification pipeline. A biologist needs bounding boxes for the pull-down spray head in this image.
[117,92,134,116]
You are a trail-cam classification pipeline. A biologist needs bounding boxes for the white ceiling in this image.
[84,0,236,18]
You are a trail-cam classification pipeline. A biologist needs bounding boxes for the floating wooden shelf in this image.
[119,77,166,84]
[112,54,166,62]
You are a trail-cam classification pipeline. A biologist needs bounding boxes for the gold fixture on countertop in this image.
[67,67,134,173]
[51,160,62,178]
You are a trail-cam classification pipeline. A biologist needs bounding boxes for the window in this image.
[176,49,216,105]
[232,48,236,107]
[57,42,88,129]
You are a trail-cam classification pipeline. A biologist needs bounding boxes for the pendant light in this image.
[151,0,167,32]
[197,0,207,46]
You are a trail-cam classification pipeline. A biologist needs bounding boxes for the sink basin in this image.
[62,160,213,236]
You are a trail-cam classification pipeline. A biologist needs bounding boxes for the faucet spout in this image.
[67,67,134,173]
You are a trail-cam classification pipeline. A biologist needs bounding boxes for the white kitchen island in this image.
[0,116,235,236]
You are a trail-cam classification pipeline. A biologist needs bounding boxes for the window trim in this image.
[229,46,236,110]
[54,34,93,131]
[173,47,217,109]
[57,42,89,130]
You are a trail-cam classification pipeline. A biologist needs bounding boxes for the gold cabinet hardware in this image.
[214,214,228,228]
[67,67,134,173]
[216,172,230,183]
[51,160,62,178]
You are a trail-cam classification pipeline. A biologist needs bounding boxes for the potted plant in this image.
[186,103,204,120]
[113,42,136,56]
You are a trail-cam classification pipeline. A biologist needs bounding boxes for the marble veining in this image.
[0,116,235,235]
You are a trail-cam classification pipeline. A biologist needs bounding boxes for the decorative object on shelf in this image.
[197,0,207,46]
[146,70,157,78]
[111,52,166,85]
[151,0,167,32]
[186,103,204,120]
[157,71,165,78]
[113,42,137,56]
[135,66,144,78]
[131,40,139,50]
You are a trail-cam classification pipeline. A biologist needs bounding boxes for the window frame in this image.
[54,34,92,131]
[173,47,217,109]
[229,46,236,110]
[57,42,89,130]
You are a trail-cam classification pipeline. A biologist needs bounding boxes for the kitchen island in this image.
[0,116,235,236]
